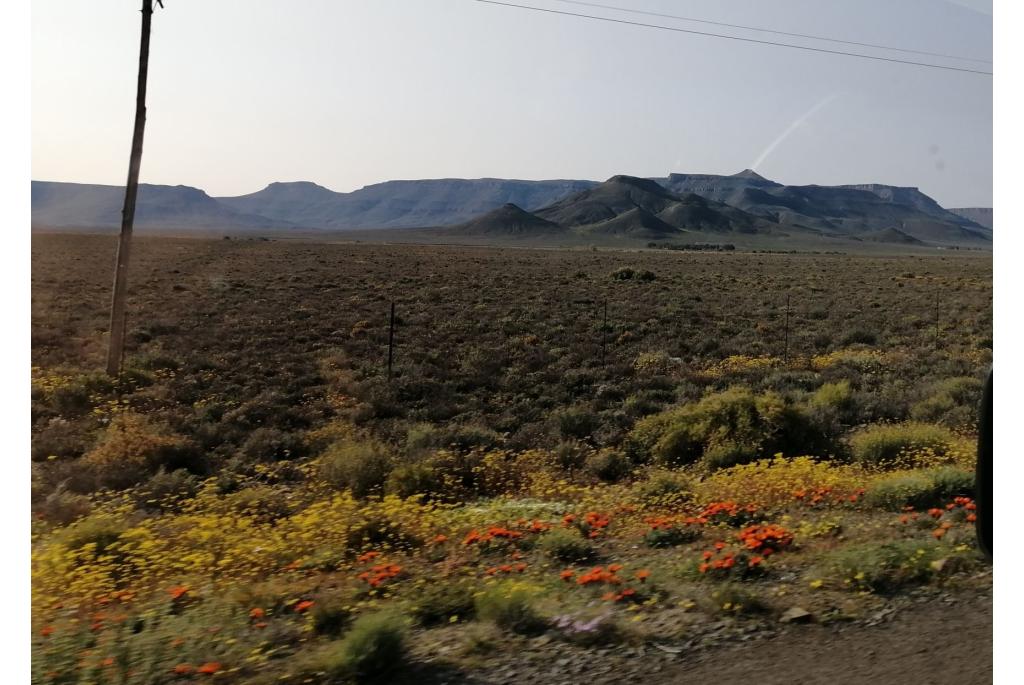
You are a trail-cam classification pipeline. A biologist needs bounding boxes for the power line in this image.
[471,0,994,76]
[551,0,992,65]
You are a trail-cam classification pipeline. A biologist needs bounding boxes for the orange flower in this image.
[967,513,977,523]
[619,588,636,598]
[698,563,710,574]
[40,626,54,637]
[357,551,381,563]
[560,569,575,581]
[168,586,189,600]
[173,664,194,675]
[254,622,268,629]
[601,592,618,601]
[634,569,651,582]
[249,607,265,619]
[928,508,944,519]
[294,600,314,613]
[432,534,448,544]
[101,657,115,667]
[608,564,623,573]
[932,528,946,539]
[197,662,222,675]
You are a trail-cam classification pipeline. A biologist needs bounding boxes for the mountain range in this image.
[31,170,992,247]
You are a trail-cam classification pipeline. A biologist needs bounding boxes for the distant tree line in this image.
[647,242,736,252]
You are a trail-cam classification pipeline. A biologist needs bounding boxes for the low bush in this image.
[583,449,633,482]
[626,387,837,470]
[848,422,960,468]
[384,462,445,499]
[820,540,948,593]
[83,412,199,489]
[910,376,984,430]
[475,582,547,635]
[320,438,393,498]
[634,468,694,508]
[536,527,596,562]
[409,580,477,626]
[239,427,308,461]
[864,467,975,510]
[326,611,407,682]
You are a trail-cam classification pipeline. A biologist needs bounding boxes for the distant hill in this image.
[948,207,993,230]
[534,175,680,227]
[651,171,990,243]
[216,178,599,229]
[578,206,681,238]
[31,181,286,230]
[858,227,925,245]
[445,203,564,236]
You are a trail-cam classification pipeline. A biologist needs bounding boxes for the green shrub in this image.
[821,540,950,593]
[634,469,694,507]
[434,424,503,452]
[239,427,307,461]
[35,484,92,526]
[849,422,960,468]
[475,583,547,635]
[138,468,199,508]
[409,581,477,626]
[583,449,633,482]
[644,522,701,548]
[225,485,296,522]
[311,597,354,636]
[320,439,393,498]
[58,514,127,556]
[625,387,836,470]
[911,376,983,429]
[809,380,857,420]
[326,611,407,682]
[864,467,974,510]
[384,462,445,499]
[706,584,770,616]
[83,413,199,489]
[536,527,596,563]
[557,406,600,441]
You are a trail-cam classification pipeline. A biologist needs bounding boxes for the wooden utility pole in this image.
[106,0,161,376]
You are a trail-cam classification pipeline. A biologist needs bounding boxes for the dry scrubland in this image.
[31,234,992,684]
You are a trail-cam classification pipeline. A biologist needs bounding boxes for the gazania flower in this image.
[634,569,651,582]
[294,600,314,613]
[40,626,54,637]
[173,664,194,675]
[932,528,946,539]
[560,569,575,581]
[249,608,265,619]
[168,586,189,600]
[197,662,222,675]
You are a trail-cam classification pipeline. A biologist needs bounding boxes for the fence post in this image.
[600,300,608,366]
[387,301,395,382]
[783,292,791,362]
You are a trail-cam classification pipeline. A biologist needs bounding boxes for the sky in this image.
[31,0,992,207]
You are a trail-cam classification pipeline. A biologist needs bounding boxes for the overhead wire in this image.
[471,0,994,76]
[550,0,992,65]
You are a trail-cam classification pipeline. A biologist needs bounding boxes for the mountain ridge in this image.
[31,173,992,247]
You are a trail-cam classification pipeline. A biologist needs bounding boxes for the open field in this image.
[31,233,992,683]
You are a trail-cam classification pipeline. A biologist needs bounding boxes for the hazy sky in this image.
[32,0,992,207]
